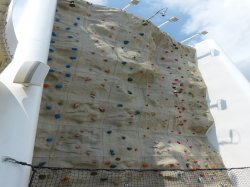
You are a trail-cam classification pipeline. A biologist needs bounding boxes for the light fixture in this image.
[181,30,208,43]
[146,8,168,21]
[157,16,178,28]
[122,0,140,11]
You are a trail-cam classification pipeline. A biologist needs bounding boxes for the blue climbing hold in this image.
[76,17,80,20]
[46,137,54,142]
[73,22,78,26]
[71,47,78,51]
[65,27,71,30]
[65,64,71,68]
[49,68,55,73]
[55,84,63,89]
[67,35,73,39]
[123,40,129,45]
[55,18,60,22]
[46,105,52,110]
[69,56,77,60]
[49,48,55,53]
[65,73,71,77]
[48,57,52,61]
[52,32,56,37]
[54,113,61,119]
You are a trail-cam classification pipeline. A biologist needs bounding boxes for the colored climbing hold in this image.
[98,107,105,112]
[43,83,49,88]
[107,130,112,134]
[65,73,71,77]
[46,105,52,110]
[110,149,115,156]
[110,164,117,168]
[122,136,126,140]
[100,177,108,182]
[37,162,46,167]
[135,111,140,115]
[49,68,55,73]
[127,91,132,95]
[67,35,73,38]
[61,176,70,183]
[127,147,132,151]
[65,27,71,30]
[104,160,111,165]
[65,64,71,68]
[52,32,56,36]
[55,18,60,22]
[115,157,121,161]
[142,162,149,168]
[121,61,127,65]
[71,47,78,51]
[55,84,63,89]
[46,137,53,142]
[139,33,144,36]
[48,57,52,61]
[73,22,78,26]
[54,113,61,119]
[123,40,129,45]
[69,56,77,60]
[49,48,54,53]
[127,77,133,82]
[76,17,80,20]
[117,104,123,107]
[50,40,55,44]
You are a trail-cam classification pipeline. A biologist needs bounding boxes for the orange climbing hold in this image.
[142,162,149,168]
[61,176,70,183]
[43,83,49,88]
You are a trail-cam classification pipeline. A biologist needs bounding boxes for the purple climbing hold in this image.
[65,27,71,30]
[71,47,78,51]
[73,22,78,26]
[76,17,80,20]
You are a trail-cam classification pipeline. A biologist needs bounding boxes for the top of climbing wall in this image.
[33,0,224,172]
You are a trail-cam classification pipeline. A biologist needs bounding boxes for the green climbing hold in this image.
[100,177,108,182]
[117,104,123,107]
[110,164,117,168]
[110,149,115,156]
[121,61,127,65]
[128,77,133,82]
[135,111,140,115]
[115,157,121,161]
[139,33,144,36]
[107,130,112,134]
[123,40,129,45]
[127,91,132,95]
[127,147,132,151]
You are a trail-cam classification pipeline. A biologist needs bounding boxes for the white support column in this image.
[0,0,57,186]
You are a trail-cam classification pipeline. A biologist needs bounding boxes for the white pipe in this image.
[181,33,200,43]
[0,0,57,186]
[158,20,171,28]
[122,3,132,11]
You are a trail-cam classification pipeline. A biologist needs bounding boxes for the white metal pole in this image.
[0,0,57,186]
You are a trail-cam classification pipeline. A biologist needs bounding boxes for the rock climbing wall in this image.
[33,0,224,172]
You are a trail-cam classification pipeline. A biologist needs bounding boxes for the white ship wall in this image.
[196,39,250,167]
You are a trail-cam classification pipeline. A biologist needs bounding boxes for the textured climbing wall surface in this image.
[33,0,224,173]
[0,0,11,72]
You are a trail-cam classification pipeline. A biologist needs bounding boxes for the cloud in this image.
[145,0,250,81]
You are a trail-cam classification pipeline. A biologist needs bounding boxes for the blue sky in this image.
[88,0,250,81]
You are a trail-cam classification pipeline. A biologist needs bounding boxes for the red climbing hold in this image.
[168,164,174,168]
[177,141,181,144]
[43,83,49,88]
[99,107,105,112]
[61,176,70,183]
[143,162,149,168]
[104,160,111,165]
